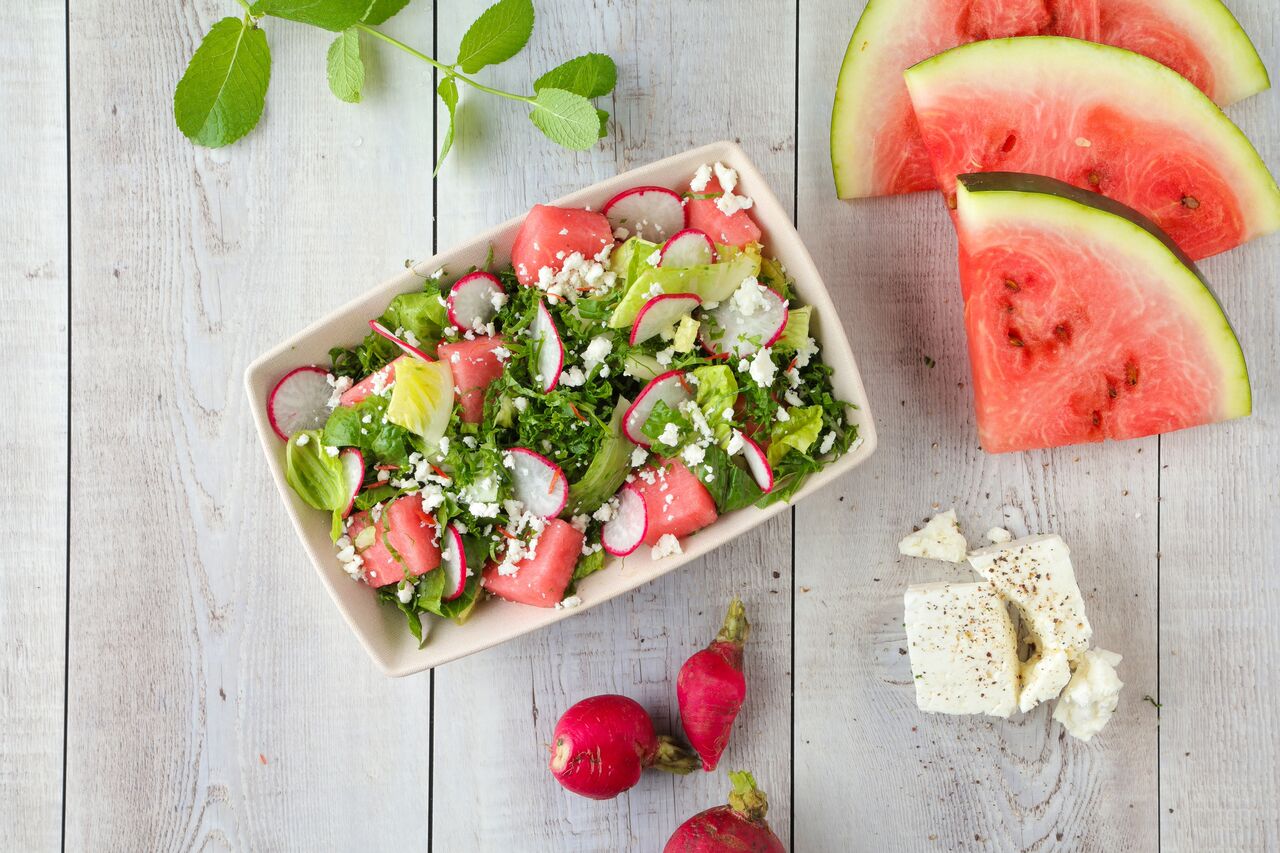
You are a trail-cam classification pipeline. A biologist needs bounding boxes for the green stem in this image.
[354,23,533,103]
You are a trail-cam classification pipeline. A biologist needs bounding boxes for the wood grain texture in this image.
[0,3,67,850]
[429,2,796,849]
[794,1,1161,849]
[65,2,434,848]
[1160,7,1280,848]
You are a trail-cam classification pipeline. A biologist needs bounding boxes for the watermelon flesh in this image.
[340,355,404,406]
[955,172,1250,453]
[482,518,585,607]
[633,460,719,547]
[830,0,1269,198]
[437,335,507,423]
[510,204,615,286]
[685,177,763,247]
[348,494,442,587]
[906,37,1280,262]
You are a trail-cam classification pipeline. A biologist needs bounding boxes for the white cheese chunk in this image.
[903,581,1020,718]
[968,534,1093,711]
[899,509,968,563]
[1053,648,1124,741]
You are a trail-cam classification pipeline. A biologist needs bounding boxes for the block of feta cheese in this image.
[903,581,1020,718]
[1053,649,1124,741]
[968,534,1093,712]
[898,509,968,563]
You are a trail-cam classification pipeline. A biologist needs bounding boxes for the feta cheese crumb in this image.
[985,527,1013,544]
[898,509,968,563]
[726,429,745,456]
[582,336,613,373]
[818,431,836,455]
[555,595,583,610]
[690,163,713,192]
[295,433,310,446]
[681,443,706,467]
[747,347,776,387]
[730,277,771,317]
[655,347,675,366]
[651,533,683,560]
[1053,649,1124,741]
[630,446,648,468]
[658,422,681,447]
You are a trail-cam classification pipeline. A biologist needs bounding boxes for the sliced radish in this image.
[267,365,332,441]
[623,370,694,447]
[507,447,569,518]
[739,434,774,493]
[602,186,686,242]
[530,299,564,393]
[339,448,365,516]
[447,271,504,331]
[658,228,718,267]
[699,286,789,358]
[369,319,432,362]
[601,482,647,557]
[439,522,468,601]
[630,293,702,346]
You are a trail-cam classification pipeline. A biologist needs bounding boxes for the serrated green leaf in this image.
[362,0,410,25]
[534,53,616,98]
[435,76,459,176]
[456,0,534,74]
[326,29,365,103]
[596,108,609,138]
[252,0,366,31]
[173,17,271,148]
[528,87,600,150]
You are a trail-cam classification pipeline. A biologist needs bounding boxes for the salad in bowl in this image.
[255,149,867,658]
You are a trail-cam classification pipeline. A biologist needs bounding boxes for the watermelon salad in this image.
[268,163,858,642]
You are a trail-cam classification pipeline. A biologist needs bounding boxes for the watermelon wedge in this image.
[437,335,507,423]
[632,460,719,547]
[955,172,1251,453]
[830,0,1269,199]
[905,37,1280,261]
[481,518,585,607]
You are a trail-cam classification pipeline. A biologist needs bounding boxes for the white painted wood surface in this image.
[0,0,1273,849]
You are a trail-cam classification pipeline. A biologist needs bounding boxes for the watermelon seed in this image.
[1126,363,1140,386]
[946,193,958,210]
[1000,133,1017,154]
[1004,279,1020,292]
[1008,335,1024,348]
[1181,195,1200,210]
[1087,171,1102,187]
[1107,383,1118,399]
[1053,323,1071,342]
[1092,411,1102,427]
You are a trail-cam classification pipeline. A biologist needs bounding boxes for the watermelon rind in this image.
[957,172,1251,435]
[1100,0,1269,107]
[830,0,903,199]
[905,37,1280,245]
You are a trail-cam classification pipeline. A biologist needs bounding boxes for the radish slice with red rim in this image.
[601,482,647,557]
[658,228,718,267]
[630,293,701,346]
[699,284,788,358]
[267,365,333,441]
[602,186,686,242]
[507,447,569,518]
[339,448,365,516]
[447,271,504,331]
[623,370,694,447]
[739,434,774,493]
[439,522,468,601]
[369,319,433,361]
[530,299,565,393]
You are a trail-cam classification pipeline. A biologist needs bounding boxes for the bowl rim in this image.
[244,140,878,676]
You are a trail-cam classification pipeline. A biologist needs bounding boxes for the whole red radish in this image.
[678,598,750,771]
[664,770,785,853]
[549,694,697,800]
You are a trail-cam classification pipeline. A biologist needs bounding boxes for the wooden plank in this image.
[1160,6,1280,847]
[65,3,435,848]
[0,3,67,849]
[793,1,1159,849]
[429,2,797,848]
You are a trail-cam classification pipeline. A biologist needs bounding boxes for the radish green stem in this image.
[727,770,769,822]
[354,24,535,104]
[715,597,751,646]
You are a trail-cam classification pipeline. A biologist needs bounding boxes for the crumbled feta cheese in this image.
[555,595,583,610]
[1053,649,1124,741]
[681,443,706,467]
[582,336,613,373]
[569,514,590,533]
[323,445,339,457]
[593,499,617,523]
[747,347,776,387]
[646,249,662,267]
[295,433,310,446]
[469,502,501,518]
[726,429,745,456]
[651,533,683,560]
[613,226,629,240]
[396,582,415,604]
[730,277,771,317]
[986,527,1013,544]
[818,431,837,455]
[512,397,528,413]
[630,447,648,468]
[784,389,804,407]
[713,162,738,193]
[898,509,968,563]
[325,374,353,408]
[491,291,508,311]
[655,348,674,366]
[658,422,681,447]
[774,407,790,423]
[560,366,587,387]
[690,163,713,192]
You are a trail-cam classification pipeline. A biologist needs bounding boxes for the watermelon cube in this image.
[510,204,615,286]
[348,494,441,587]
[634,459,719,547]
[339,355,404,407]
[482,518,585,607]
[685,177,762,248]
[437,335,506,423]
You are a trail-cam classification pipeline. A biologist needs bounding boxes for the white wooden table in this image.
[5,1,1278,849]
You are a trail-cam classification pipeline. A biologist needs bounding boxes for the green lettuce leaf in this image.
[691,364,737,444]
[692,443,762,513]
[767,405,824,465]
[775,304,811,351]
[609,244,761,328]
[567,399,633,515]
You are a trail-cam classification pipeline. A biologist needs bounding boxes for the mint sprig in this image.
[173,0,617,167]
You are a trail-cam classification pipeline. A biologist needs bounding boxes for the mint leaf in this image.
[528,88,600,150]
[534,53,616,99]
[362,0,410,25]
[435,76,459,176]
[173,17,271,148]
[252,0,367,31]
[456,0,534,74]
[327,29,365,103]
[596,108,609,138]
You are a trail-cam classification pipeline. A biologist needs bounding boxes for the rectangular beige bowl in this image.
[245,141,877,676]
